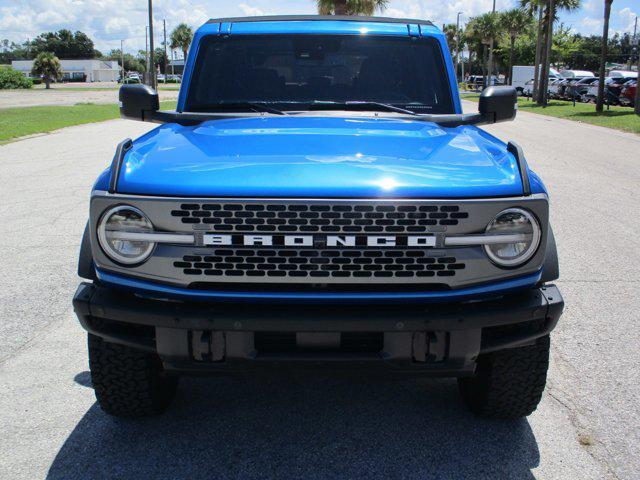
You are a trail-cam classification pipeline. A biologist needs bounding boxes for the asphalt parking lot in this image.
[0,103,638,479]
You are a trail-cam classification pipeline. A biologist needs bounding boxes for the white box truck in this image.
[512,66,562,94]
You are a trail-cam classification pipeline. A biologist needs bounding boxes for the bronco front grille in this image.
[171,202,469,233]
[173,250,466,280]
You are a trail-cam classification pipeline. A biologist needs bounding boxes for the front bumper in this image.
[73,282,563,376]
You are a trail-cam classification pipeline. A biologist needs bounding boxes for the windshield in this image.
[185,34,454,114]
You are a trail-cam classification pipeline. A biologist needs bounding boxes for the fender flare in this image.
[78,221,97,280]
[540,226,559,283]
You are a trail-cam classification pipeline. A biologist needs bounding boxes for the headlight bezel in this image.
[483,207,542,268]
[97,205,156,266]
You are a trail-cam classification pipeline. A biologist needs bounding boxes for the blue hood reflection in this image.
[117,116,523,198]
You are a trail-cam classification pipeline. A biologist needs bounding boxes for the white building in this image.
[11,59,120,82]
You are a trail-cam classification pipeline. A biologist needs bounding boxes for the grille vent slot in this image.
[173,250,466,279]
[171,203,469,233]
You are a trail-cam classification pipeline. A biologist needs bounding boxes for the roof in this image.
[206,15,434,27]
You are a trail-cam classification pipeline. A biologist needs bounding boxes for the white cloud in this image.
[580,16,603,34]
[239,3,266,16]
[583,0,599,14]
[0,0,636,54]
[617,7,638,33]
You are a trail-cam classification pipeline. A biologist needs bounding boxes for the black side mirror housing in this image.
[119,84,159,122]
[479,86,517,124]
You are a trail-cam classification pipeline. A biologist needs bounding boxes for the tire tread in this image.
[88,334,177,418]
[459,335,550,419]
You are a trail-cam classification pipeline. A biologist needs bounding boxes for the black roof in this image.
[206,15,433,27]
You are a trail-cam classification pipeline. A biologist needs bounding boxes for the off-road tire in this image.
[88,334,178,418]
[458,335,550,419]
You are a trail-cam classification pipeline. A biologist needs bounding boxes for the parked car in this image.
[583,77,623,104]
[547,78,564,98]
[120,73,142,84]
[607,76,631,102]
[563,77,597,101]
[511,65,562,94]
[522,79,534,97]
[75,15,563,420]
[608,70,637,81]
[466,75,484,91]
[619,79,637,107]
[559,69,595,80]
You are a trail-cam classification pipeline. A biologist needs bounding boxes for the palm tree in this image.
[500,9,532,85]
[443,23,464,79]
[466,13,502,88]
[317,0,388,15]
[443,24,461,52]
[520,0,546,99]
[170,23,194,61]
[524,0,580,105]
[30,52,62,89]
[595,0,613,112]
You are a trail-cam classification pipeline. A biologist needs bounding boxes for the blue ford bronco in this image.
[73,15,563,419]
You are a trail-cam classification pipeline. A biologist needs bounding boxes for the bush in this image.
[0,66,33,89]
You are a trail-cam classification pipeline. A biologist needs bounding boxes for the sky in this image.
[0,0,638,56]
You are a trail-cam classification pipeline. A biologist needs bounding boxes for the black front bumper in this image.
[73,282,563,376]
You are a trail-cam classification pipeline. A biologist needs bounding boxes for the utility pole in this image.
[461,43,465,84]
[145,26,149,81]
[633,17,639,115]
[148,0,156,89]
[627,16,637,69]
[120,39,125,81]
[486,0,496,88]
[163,19,168,83]
[455,12,463,82]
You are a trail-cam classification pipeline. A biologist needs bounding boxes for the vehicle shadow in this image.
[48,375,539,479]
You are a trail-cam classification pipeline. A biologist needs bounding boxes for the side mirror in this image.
[119,84,159,122]
[479,86,517,124]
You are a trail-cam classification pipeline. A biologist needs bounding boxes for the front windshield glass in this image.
[185,34,454,114]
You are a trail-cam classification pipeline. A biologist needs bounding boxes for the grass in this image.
[0,100,177,144]
[461,94,640,134]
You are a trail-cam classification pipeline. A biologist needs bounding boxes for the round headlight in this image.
[97,206,155,265]
[484,208,541,267]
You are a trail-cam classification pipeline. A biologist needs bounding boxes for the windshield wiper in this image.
[195,102,287,115]
[308,100,417,116]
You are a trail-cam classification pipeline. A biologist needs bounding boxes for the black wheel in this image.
[458,335,550,419]
[88,334,178,418]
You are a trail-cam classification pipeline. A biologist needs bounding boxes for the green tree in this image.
[466,12,502,87]
[106,49,145,74]
[596,0,613,112]
[443,24,462,53]
[31,52,62,89]
[27,30,97,59]
[522,0,581,104]
[317,0,388,15]
[170,23,194,60]
[154,47,168,74]
[551,24,584,65]
[0,39,29,63]
[500,9,532,84]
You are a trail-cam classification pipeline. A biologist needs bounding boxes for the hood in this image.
[116,116,523,198]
